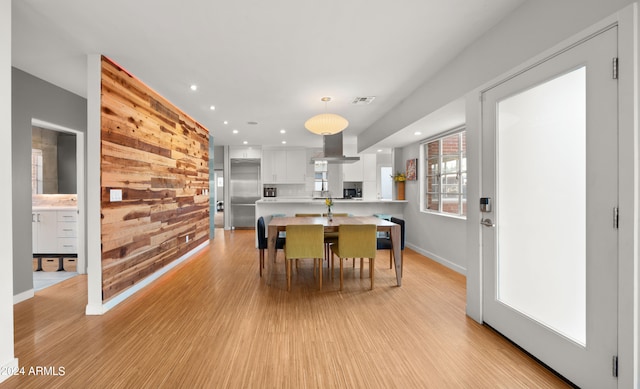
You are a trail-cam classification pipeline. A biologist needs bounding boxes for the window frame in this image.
[420,127,467,219]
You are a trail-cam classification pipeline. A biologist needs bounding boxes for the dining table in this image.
[266,215,402,287]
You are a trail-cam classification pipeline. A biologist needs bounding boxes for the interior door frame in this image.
[31,118,86,275]
[464,4,638,387]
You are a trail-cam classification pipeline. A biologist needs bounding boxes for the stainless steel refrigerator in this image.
[229,158,261,229]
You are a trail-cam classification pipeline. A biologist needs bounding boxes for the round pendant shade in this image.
[304,113,349,135]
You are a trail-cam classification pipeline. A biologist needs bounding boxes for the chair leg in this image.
[389,250,393,269]
[286,259,291,291]
[330,252,334,280]
[318,258,322,290]
[360,258,363,278]
[259,249,264,277]
[370,257,375,290]
[339,257,344,291]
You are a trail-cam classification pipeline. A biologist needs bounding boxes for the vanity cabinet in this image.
[32,209,77,254]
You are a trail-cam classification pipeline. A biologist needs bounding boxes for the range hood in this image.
[310,133,360,164]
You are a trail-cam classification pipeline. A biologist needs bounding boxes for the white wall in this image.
[363,1,639,386]
[359,0,637,152]
[0,0,18,382]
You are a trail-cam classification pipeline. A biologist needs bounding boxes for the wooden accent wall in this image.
[100,56,209,301]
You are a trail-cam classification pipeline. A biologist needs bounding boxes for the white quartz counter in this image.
[256,198,407,204]
[32,206,78,211]
[256,197,407,223]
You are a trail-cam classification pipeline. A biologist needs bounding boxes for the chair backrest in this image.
[295,213,321,217]
[390,217,405,250]
[285,224,325,259]
[337,224,377,259]
[256,216,267,249]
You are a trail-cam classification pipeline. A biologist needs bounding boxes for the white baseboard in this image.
[13,289,34,305]
[0,358,19,384]
[98,240,210,314]
[406,242,467,276]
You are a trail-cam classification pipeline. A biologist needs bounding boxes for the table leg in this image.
[390,225,402,286]
[57,257,65,271]
[35,257,43,271]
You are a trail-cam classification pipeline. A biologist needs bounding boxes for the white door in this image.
[481,27,618,388]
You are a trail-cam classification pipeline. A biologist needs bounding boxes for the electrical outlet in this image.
[110,189,122,202]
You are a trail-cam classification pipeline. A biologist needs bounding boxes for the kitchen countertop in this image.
[32,206,78,211]
[256,198,408,204]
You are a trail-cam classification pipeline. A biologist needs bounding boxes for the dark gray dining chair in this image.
[377,217,405,270]
[257,216,285,277]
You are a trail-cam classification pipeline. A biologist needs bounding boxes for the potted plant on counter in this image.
[392,172,406,200]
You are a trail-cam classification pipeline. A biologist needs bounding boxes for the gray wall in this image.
[12,68,86,295]
[398,143,467,274]
[57,133,77,194]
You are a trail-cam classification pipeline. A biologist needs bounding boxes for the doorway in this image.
[480,27,618,387]
[31,119,86,291]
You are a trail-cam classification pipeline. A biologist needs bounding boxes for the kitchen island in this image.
[256,198,407,227]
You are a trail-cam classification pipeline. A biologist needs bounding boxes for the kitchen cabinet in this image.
[229,146,262,159]
[32,209,77,254]
[262,148,306,184]
[343,158,363,182]
[362,154,377,181]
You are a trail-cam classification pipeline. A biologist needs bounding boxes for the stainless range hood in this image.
[310,132,360,164]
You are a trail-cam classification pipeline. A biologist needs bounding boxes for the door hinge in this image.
[613,57,618,79]
[613,355,618,377]
[613,207,619,229]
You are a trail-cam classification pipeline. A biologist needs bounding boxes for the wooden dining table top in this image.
[266,215,402,287]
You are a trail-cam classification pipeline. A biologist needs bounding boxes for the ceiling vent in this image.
[351,96,376,105]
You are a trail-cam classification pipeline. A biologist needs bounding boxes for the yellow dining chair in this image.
[330,224,377,291]
[295,213,321,217]
[284,224,325,291]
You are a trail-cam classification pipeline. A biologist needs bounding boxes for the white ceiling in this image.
[12,0,524,151]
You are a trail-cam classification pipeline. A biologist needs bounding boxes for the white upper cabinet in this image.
[229,146,262,159]
[342,158,363,181]
[362,154,377,181]
[262,147,307,184]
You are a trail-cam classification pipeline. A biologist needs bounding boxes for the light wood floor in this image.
[7,229,570,388]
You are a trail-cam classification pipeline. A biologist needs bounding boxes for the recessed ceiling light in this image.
[282,141,287,144]
[377,149,383,152]
[232,129,238,134]
[280,129,286,134]
[243,141,248,145]
[223,121,228,125]
[190,84,198,91]
[209,105,215,110]
[414,131,422,136]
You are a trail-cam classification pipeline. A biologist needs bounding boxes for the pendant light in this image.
[304,97,349,135]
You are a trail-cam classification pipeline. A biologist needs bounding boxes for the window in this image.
[422,130,466,217]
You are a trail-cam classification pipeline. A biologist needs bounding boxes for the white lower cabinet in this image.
[33,209,77,254]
